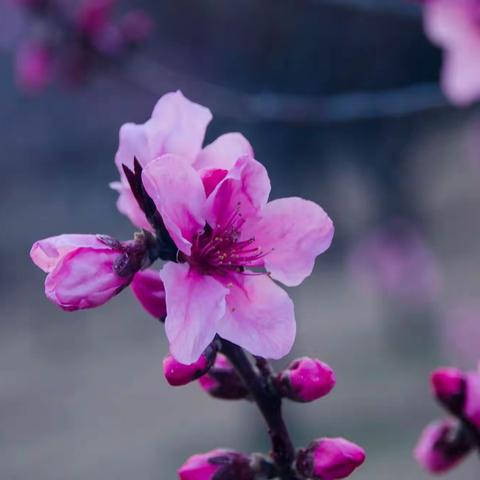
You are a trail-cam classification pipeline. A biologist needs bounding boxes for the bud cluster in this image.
[12,0,153,93]
[415,365,480,474]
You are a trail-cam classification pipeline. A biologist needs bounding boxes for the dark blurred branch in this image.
[310,0,421,18]
[121,53,448,124]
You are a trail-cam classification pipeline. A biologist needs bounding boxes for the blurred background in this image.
[1,0,479,478]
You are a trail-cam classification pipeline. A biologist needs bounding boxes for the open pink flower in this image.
[140,153,333,364]
[111,90,253,230]
[30,234,133,311]
[423,0,480,105]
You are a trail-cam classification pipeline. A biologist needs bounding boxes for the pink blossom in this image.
[178,449,254,480]
[414,419,470,473]
[163,351,213,387]
[131,269,166,319]
[297,438,365,480]
[431,367,465,408]
[277,357,336,403]
[111,90,253,230]
[423,0,480,105]
[139,153,333,364]
[15,41,53,93]
[30,234,132,311]
[348,220,441,306]
[465,370,480,428]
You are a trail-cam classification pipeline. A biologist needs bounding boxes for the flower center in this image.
[186,205,267,276]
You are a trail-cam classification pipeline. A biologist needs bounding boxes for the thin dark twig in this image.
[220,340,299,480]
[119,54,448,125]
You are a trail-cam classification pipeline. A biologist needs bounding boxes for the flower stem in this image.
[219,340,299,480]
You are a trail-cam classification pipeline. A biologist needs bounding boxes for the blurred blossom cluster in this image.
[11,0,153,93]
[348,219,441,307]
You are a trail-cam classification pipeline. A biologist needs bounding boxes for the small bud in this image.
[31,234,137,311]
[198,354,249,400]
[120,11,154,45]
[464,371,480,428]
[414,419,471,473]
[431,367,466,413]
[163,346,216,387]
[277,357,336,402]
[178,449,254,480]
[296,438,365,480]
[15,41,53,94]
[131,269,166,320]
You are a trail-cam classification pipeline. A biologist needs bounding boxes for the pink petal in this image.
[160,262,228,364]
[110,181,151,230]
[131,269,166,319]
[30,234,105,273]
[200,168,228,197]
[205,155,270,228]
[217,274,295,359]
[195,132,253,170]
[245,197,334,287]
[114,122,151,178]
[149,90,212,161]
[142,155,206,255]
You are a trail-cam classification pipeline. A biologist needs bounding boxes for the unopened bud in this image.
[296,438,365,480]
[198,354,248,400]
[431,367,466,414]
[464,371,480,429]
[178,449,254,480]
[414,419,471,473]
[277,357,336,402]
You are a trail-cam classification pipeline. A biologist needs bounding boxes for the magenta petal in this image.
[195,132,254,171]
[131,269,166,319]
[142,155,206,255]
[30,234,105,273]
[245,197,333,287]
[160,262,228,364]
[217,274,295,359]
[206,155,271,228]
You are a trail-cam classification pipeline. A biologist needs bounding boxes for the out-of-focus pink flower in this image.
[163,351,214,387]
[15,41,53,93]
[198,354,248,400]
[75,0,116,37]
[178,449,254,480]
[119,10,154,45]
[111,90,254,229]
[465,370,480,428]
[423,0,480,105]
[348,220,441,306]
[131,269,166,319]
[431,367,465,411]
[296,438,365,480]
[139,151,333,364]
[30,234,132,311]
[277,357,336,403]
[414,419,471,473]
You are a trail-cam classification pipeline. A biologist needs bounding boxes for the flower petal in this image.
[206,155,270,228]
[114,122,151,178]
[30,234,105,273]
[160,262,228,364]
[110,181,151,230]
[246,197,334,287]
[149,90,212,161]
[195,132,253,170]
[217,274,295,359]
[142,154,206,255]
[131,269,166,319]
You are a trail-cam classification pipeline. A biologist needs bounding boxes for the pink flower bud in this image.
[76,0,115,37]
[15,41,53,94]
[120,10,154,45]
[277,357,336,402]
[178,449,254,480]
[431,367,465,412]
[131,269,166,320]
[31,234,132,311]
[414,419,471,473]
[296,438,365,480]
[163,347,216,386]
[465,371,480,428]
[198,354,248,400]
